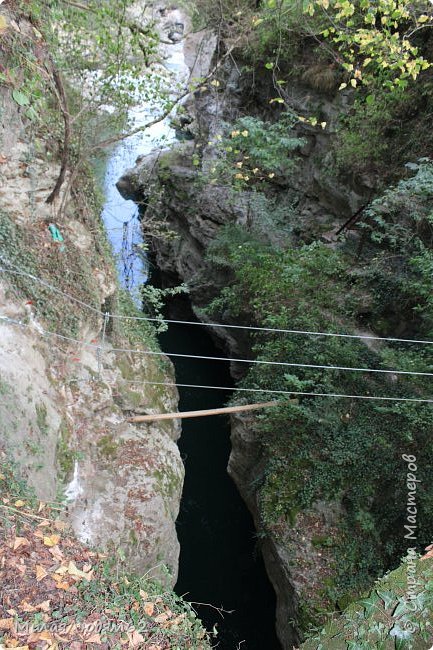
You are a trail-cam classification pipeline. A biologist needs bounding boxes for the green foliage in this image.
[204,163,433,611]
[210,113,305,187]
[246,0,432,90]
[140,283,189,331]
[76,560,212,648]
[334,77,433,177]
[301,556,433,649]
[0,451,211,648]
[0,202,103,338]
[354,160,433,335]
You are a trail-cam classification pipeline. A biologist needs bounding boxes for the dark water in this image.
[158,316,281,650]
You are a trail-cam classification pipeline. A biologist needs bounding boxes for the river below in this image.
[157,297,280,650]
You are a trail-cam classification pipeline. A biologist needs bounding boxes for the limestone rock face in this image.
[113,24,377,647]
[228,413,300,650]
[0,101,184,586]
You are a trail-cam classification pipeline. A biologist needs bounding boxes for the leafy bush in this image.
[203,164,433,607]
[211,113,305,187]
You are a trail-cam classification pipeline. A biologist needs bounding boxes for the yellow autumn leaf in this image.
[350,78,357,87]
[339,82,347,90]
[0,15,7,32]
[418,14,430,23]
[66,560,93,581]
[43,534,60,547]
[14,500,25,508]
[241,130,249,137]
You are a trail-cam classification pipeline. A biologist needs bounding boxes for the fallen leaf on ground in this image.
[0,618,14,630]
[13,537,29,551]
[19,601,36,613]
[36,565,48,581]
[154,613,168,623]
[35,600,50,611]
[43,534,60,547]
[84,633,101,644]
[143,602,154,616]
[127,630,144,647]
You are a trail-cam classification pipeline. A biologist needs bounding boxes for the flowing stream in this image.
[101,40,188,295]
[100,19,281,650]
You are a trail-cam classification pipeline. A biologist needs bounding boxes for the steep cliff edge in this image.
[117,26,433,649]
[0,45,184,587]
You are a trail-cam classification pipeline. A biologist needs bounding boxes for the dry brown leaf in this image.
[154,613,168,623]
[55,581,70,591]
[27,631,53,643]
[35,600,50,612]
[0,618,14,630]
[43,535,60,547]
[65,560,92,581]
[51,573,63,582]
[37,519,51,528]
[53,520,66,532]
[84,633,101,644]
[13,537,29,551]
[139,590,148,599]
[33,529,44,539]
[35,565,48,581]
[127,630,144,647]
[143,602,154,616]
[48,546,63,561]
[19,601,36,613]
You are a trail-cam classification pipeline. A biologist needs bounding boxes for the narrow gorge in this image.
[2,0,433,649]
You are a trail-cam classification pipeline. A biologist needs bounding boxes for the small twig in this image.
[0,504,54,521]
[187,601,235,619]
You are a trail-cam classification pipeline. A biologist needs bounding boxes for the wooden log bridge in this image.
[127,401,280,423]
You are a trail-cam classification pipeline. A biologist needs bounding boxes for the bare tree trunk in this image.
[46,65,71,204]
